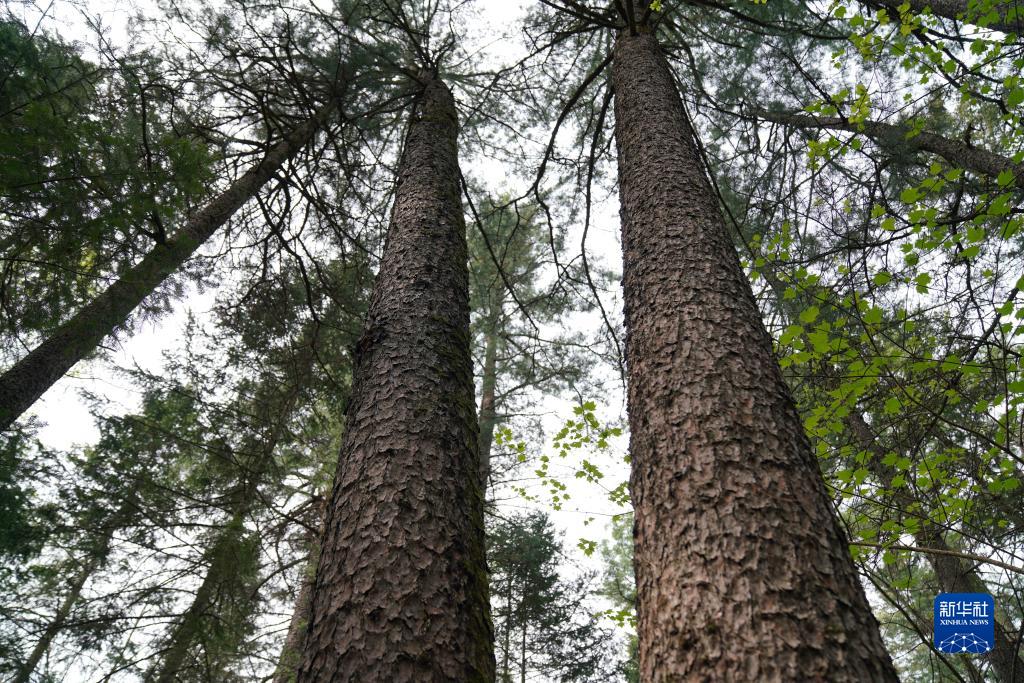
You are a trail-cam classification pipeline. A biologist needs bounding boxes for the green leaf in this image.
[989,192,1013,216]
[800,306,820,324]
[873,271,892,286]
[915,272,931,293]
[808,330,830,353]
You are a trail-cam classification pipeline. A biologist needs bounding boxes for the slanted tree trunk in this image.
[478,322,500,488]
[272,557,316,683]
[273,508,324,683]
[147,505,251,683]
[295,75,493,682]
[849,413,1024,683]
[751,109,1023,189]
[873,0,1022,35]
[13,534,111,683]
[610,22,899,681]
[150,344,317,683]
[0,103,335,433]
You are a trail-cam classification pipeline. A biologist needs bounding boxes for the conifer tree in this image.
[607,5,898,678]
[296,71,493,681]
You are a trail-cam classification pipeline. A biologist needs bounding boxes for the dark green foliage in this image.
[488,511,620,682]
[0,18,215,351]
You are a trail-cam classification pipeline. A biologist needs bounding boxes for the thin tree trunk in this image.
[478,323,500,488]
[13,535,110,683]
[502,576,513,682]
[0,103,335,432]
[849,413,1024,683]
[611,23,899,681]
[519,619,526,683]
[295,76,493,682]
[751,109,1023,189]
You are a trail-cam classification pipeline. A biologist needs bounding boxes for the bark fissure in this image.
[295,77,493,682]
[612,26,899,681]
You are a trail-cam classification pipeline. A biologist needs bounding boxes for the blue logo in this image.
[934,593,994,654]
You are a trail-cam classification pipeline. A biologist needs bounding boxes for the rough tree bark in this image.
[611,23,900,681]
[295,76,493,682]
[0,103,335,433]
[849,413,1024,683]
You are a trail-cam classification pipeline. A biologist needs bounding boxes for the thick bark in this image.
[295,77,493,682]
[13,536,109,683]
[849,413,1024,683]
[753,109,1024,190]
[478,325,499,488]
[612,28,899,681]
[0,104,333,433]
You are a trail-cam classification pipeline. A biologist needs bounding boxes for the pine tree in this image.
[295,74,493,681]
[607,5,898,678]
[0,102,339,432]
[489,511,618,682]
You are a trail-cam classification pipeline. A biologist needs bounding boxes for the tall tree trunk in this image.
[751,109,1023,189]
[273,500,325,683]
[151,308,334,681]
[611,24,899,681]
[849,413,1024,682]
[478,323,500,488]
[0,103,334,433]
[13,535,111,683]
[295,76,493,682]
[147,505,251,683]
[272,552,317,683]
[519,618,527,683]
[502,576,513,682]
